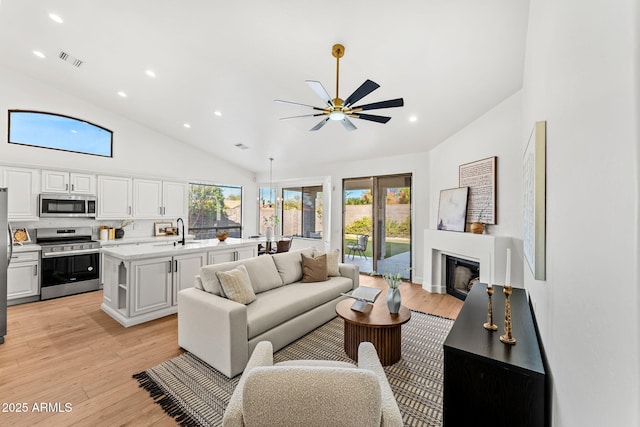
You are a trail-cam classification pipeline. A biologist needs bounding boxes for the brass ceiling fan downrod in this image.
[332,43,345,109]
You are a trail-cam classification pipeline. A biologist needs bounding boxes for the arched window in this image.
[8,110,113,157]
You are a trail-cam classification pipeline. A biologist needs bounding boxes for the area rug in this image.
[134,311,453,427]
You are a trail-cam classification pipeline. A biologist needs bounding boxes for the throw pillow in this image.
[314,248,340,276]
[301,253,328,283]
[215,265,256,304]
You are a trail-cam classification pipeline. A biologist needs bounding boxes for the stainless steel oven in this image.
[36,228,100,300]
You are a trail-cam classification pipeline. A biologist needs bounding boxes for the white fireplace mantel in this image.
[423,229,522,294]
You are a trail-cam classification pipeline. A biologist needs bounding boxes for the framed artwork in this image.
[12,228,31,244]
[523,121,546,280]
[437,187,469,232]
[459,156,497,224]
[154,221,173,236]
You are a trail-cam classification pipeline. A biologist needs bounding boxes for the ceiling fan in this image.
[275,44,404,131]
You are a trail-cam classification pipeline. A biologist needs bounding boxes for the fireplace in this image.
[445,255,480,300]
[424,230,520,294]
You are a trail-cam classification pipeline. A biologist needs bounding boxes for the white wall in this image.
[429,91,524,286]
[265,152,429,283]
[429,91,522,238]
[523,1,639,426]
[0,66,258,236]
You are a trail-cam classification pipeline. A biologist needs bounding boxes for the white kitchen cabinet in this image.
[207,246,256,264]
[0,166,39,220]
[129,257,173,317]
[237,246,257,260]
[7,251,40,304]
[42,170,96,195]
[133,179,187,219]
[100,240,257,326]
[97,175,133,219]
[133,179,163,218]
[207,247,236,264]
[172,252,206,304]
[162,181,188,218]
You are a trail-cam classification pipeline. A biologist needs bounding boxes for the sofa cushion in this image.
[302,253,328,282]
[241,367,382,427]
[200,255,283,296]
[216,265,256,305]
[271,248,315,285]
[314,249,340,276]
[246,277,353,339]
[244,255,284,293]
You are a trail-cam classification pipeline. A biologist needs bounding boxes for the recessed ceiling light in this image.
[214,111,222,117]
[33,50,46,59]
[183,123,191,128]
[117,91,127,98]
[409,116,418,122]
[145,69,156,78]
[49,13,63,24]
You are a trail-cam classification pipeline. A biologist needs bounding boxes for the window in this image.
[282,186,323,239]
[188,183,242,239]
[258,187,277,234]
[8,110,113,157]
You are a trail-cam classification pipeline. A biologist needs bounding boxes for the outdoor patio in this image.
[343,250,411,280]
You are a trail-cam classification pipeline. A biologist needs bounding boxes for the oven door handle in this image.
[41,249,100,258]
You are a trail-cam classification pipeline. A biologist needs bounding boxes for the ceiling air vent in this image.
[58,51,83,68]
[234,143,249,150]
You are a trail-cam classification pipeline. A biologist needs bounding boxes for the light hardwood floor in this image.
[0,275,462,426]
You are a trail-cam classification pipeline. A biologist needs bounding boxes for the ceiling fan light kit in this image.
[276,44,404,131]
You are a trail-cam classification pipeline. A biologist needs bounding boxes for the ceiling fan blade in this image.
[279,113,326,120]
[343,79,380,108]
[310,117,330,131]
[352,98,404,111]
[351,113,392,124]
[341,117,357,131]
[274,99,325,111]
[306,80,334,107]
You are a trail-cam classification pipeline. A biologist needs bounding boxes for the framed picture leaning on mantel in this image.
[459,156,497,225]
[436,187,469,232]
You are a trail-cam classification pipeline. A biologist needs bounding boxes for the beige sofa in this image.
[222,341,404,427]
[178,248,359,378]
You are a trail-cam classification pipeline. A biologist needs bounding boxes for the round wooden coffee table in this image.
[335,297,411,366]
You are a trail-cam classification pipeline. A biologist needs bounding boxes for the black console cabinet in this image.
[443,283,548,427]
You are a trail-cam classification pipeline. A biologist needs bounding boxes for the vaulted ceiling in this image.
[0,0,530,173]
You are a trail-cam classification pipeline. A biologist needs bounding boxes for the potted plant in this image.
[470,203,489,234]
[115,220,134,239]
[262,214,279,240]
[370,267,408,314]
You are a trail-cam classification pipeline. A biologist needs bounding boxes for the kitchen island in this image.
[101,238,258,327]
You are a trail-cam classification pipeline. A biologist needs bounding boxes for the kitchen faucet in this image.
[176,218,185,246]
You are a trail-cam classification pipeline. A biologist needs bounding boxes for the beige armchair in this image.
[222,341,403,427]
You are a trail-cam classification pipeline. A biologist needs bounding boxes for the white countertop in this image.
[101,237,258,260]
[98,234,195,247]
[12,243,41,253]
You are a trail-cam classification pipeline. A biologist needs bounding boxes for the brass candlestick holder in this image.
[483,286,497,331]
[500,285,517,345]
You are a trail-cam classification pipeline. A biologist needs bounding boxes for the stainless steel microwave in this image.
[39,194,97,218]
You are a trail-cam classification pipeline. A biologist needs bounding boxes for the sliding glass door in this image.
[343,174,412,280]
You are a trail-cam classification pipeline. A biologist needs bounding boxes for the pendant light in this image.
[269,157,274,206]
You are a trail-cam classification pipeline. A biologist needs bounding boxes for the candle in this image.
[505,248,511,287]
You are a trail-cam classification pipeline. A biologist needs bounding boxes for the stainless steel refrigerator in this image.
[1,188,9,344]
